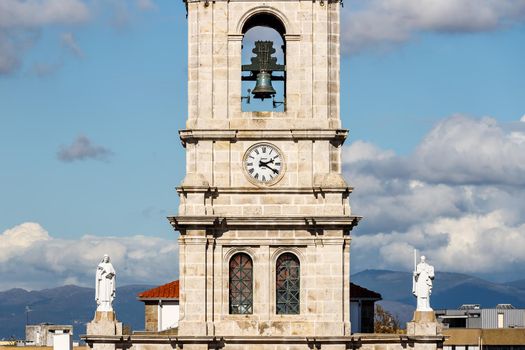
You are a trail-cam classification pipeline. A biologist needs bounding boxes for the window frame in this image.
[275,252,300,315]
[229,252,254,315]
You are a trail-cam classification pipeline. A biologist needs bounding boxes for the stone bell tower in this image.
[169,0,361,344]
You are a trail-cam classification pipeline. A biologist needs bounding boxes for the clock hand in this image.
[259,160,274,168]
[259,159,274,166]
[259,163,279,174]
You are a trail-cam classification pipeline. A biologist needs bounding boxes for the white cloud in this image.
[344,115,525,279]
[136,0,157,11]
[0,223,50,262]
[0,29,40,74]
[413,115,525,185]
[0,31,22,74]
[0,0,89,28]
[342,0,525,54]
[32,60,64,77]
[61,32,83,58]
[354,211,525,274]
[107,0,132,29]
[343,140,395,163]
[0,222,178,290]
[0,0,89,75]
[346,115,525,186]
[57,135,112,162]
[0,0,157,75]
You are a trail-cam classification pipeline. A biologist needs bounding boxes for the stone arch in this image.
[236,6,295,37]
[271,246,305,265]
[224,246,257,263]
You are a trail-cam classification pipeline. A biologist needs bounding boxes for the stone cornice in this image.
[203,237,350,245]
[187,0,341,3]
[82,334,445,345]
[179,129,348,146]
[168,215,361,230]
[176,186,353,194]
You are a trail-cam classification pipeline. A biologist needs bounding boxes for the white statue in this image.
[412,255,434,311]
[95,254,116,312]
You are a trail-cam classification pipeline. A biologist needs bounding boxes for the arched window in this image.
[276,253,300,314]
[229,253,253,314]
[241,13,286,112]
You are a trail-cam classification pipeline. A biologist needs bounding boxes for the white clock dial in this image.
[244,143,284,185]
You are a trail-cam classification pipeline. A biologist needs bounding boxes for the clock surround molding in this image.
[242,142,286,187]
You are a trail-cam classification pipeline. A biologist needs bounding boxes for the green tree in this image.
[374,304,401,333]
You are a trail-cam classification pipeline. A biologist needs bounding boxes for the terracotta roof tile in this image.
[138,280,179,300]
[350,282,382,300]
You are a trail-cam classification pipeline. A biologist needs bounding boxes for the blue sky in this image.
[0,0,524,289]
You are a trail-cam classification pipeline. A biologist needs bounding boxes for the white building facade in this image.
[138,280,180,332]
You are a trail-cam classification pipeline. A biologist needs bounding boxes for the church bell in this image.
[252,71,276,100]
[241,40,285,102]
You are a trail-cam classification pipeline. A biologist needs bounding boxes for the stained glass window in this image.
[229,253,253,314]
[276,253,300,314]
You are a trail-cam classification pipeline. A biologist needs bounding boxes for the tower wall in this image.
[177,228,351,336]
[175,0,355,339]
[186,0,340,128]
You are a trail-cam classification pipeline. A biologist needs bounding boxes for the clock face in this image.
[243,143,284,185]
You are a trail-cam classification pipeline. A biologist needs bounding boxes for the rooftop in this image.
[350,282,382,300]
[444,328,525,345]
[138,280,179,300]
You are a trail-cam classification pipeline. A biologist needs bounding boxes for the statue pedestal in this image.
[86,311,123,336]
[406,311,442,336]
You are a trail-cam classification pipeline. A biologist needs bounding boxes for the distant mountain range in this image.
[0,284,153,341]
[3,270,525,340]
[352,270,525,323]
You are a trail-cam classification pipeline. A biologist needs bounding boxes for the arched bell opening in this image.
[241,13,286,112]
